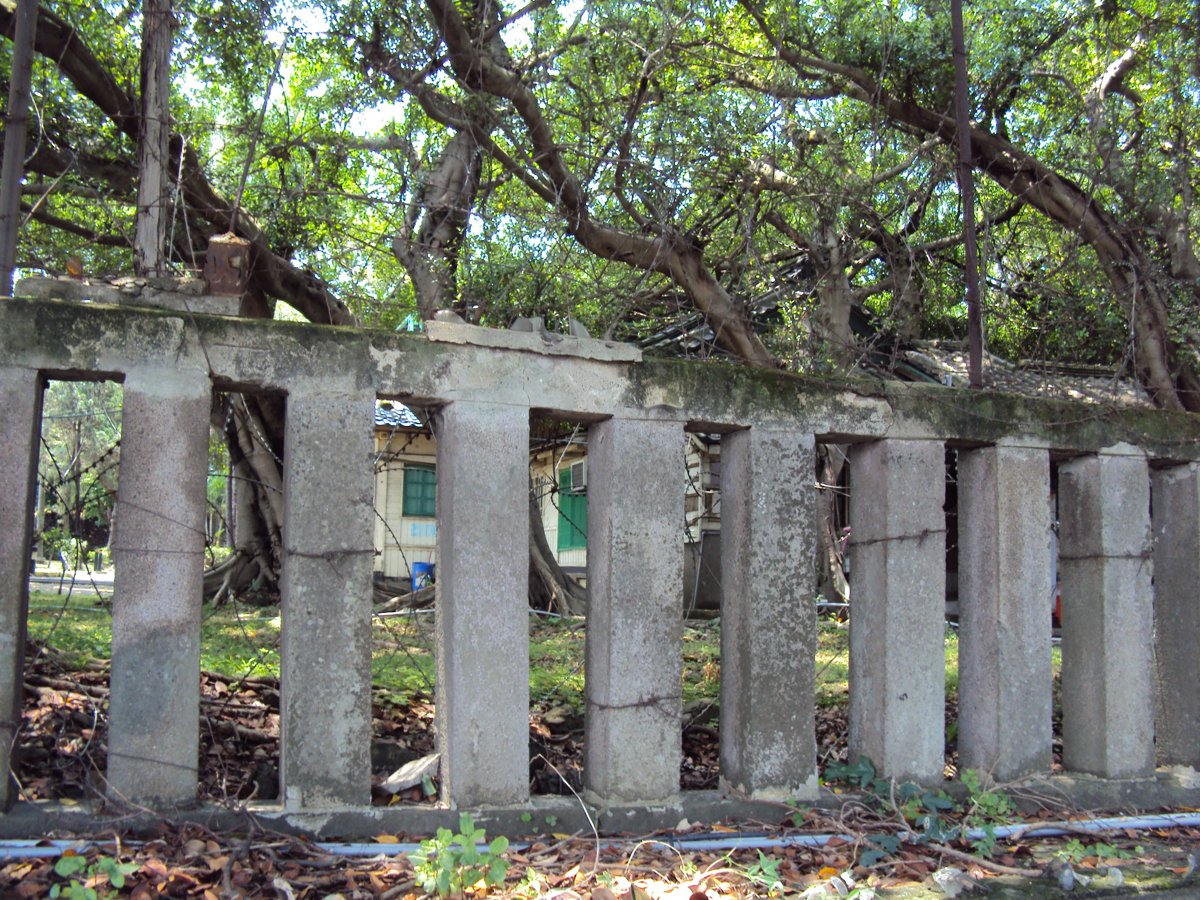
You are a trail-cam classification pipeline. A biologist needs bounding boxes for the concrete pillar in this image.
[108,368,209,805]
[279,389,376,809]
[0,365,42,809]
[586,417,683,803]
[1151,463,1200,768]
[435,401,529,806]
[720,428,818,800]
[848,439,946,783]
[1058,444,1154,778]
[957,441,1053,780]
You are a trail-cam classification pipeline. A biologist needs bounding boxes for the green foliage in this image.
[824,757,965,866]
[1056,838,1138,865]
[961,769,1016,821]
[742,850,783,891]
[18,0,1200,403]
[50,853,138,899]
[959,769,1018,857]
[408,813,510,897]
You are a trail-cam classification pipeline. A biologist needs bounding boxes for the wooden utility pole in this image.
[134,0,173,277]
[951,0,983,388]
[0,0,38,296]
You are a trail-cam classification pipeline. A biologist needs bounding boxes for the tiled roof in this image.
[900,343,1153,408]
[375,402,425,429]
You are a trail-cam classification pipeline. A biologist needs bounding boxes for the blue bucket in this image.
[412,562,436,589]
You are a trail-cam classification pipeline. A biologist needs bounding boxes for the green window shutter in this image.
[557,467,588,551]
[402,464,437,517]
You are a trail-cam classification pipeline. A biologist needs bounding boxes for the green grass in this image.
[28,592,1060,715]
[27,590,113,665]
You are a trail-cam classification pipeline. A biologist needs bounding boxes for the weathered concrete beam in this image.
[1059,444,1155,779]
[2,299,1198,458]
[848,438,946,783]
[108,367,210,805]
[586,417,684,804]
[0,364,42,810]
[434,401,530,807]
[720,428,818,799]
[957,441,1053,780]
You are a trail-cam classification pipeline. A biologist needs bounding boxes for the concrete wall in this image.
[2,296,1199,832]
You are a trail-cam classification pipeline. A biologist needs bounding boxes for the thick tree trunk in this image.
[133,0,171,277]
[392,129,485,320]
[809,225,856,367]
[0,0,37,296]
[204,394,285,604]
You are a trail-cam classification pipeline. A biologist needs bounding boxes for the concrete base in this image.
[5,770,1200,840]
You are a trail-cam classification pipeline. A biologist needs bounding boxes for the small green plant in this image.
[824,757,886,792]
[960,769,1018,858]
[409,813,510,897]
[960,769,1015,821]
[513,865,543,898]
[742,850,783,891]
[1056,838,1138,865]
[50,853,138,899]
[784,798,809,828]
[826,758,966,866]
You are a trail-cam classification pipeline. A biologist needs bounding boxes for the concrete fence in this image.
[2,294,1199,836]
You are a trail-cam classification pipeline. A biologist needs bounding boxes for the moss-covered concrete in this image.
[4,297,1197,459]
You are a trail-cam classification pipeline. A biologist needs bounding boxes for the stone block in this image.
[719,428,818,799]
[279,389,376,809]
[957,441,1053,780]
[0,365,42,810]
[1151,463,1200,768]
[435,401,530,806]
[586,417,684,803]
[108,368,210,805]
[1058,444,1154,778]
[848,439,946,783]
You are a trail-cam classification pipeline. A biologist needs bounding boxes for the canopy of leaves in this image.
[5,0,1198,396]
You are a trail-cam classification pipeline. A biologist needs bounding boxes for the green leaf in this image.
[54,855,90,878]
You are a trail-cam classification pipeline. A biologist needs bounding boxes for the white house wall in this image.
[373,431,437,579]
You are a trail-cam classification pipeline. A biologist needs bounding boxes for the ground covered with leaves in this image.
[11,639,1200,897]
[15,601,1197,896]
[3,805,1199,898]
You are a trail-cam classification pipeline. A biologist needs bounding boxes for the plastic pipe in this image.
[4,811,1200,861]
